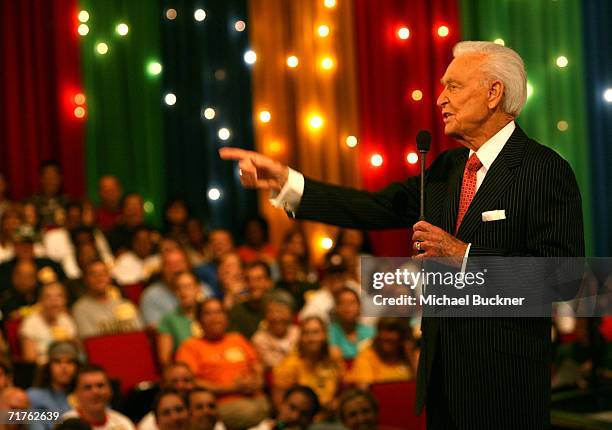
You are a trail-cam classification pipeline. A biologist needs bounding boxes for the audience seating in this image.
[370,380,426,430]
[122,282,146,305]
[3,318,23,361]
[83,331,160,395]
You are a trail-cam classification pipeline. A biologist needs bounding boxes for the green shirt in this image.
[157,309,197,350]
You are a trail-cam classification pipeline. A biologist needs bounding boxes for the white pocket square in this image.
[481,210,506,222]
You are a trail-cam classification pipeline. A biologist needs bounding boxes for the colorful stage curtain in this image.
[78,0,166,225]
[460,0,594,255]
[0,0,84,200]
[160,0,258,235]
[353,0,462,256]
[248,0,361,261]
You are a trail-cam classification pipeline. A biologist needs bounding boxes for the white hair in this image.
[453,41,527,117]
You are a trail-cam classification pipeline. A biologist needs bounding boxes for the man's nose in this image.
[436,90,448,108]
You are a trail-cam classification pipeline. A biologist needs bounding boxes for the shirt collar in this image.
[469,120,515,170]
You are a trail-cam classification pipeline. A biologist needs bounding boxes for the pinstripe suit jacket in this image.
[293,125,585,429]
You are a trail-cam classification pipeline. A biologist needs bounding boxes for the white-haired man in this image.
[220,41,584,429]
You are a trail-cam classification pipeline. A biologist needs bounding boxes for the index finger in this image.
[413,221,433,231]
[219,147,257,161]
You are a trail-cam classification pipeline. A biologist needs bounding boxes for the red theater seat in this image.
[370,381,426,430]
[83,331,160,395]
[4,318,23,361]
[122,282,145,305]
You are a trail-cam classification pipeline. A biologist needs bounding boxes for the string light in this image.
[407,152,419,164]
[144,201,154,213]
[557,120,569,131]
[74,93,86,105]
[411,90,423,101]
[147,61,163,76]
[556,56,568,68]
[437,25,450,37]
[268,140,283,154]
[202,107,216,120]
[78,10,90,23]
[194,9,206,22]
[370,154,383,167]
[218,128,231,141]
[244,50,257,65]
[164,93,176,106]
[320,56,335,71]
[208,188,221,201]
[604,88,612,103]
[397,27,410,40]
[74,107,86,119]
[259,110,271,123]
[345,136,358,148]
[317,24,330,38]
[235,20,246,32]
[116,23,129,36]
[321,237,333,250]
[286,55,299,68]
[165,9,177,20]
[77,24,89,36]
[308,114,324,130]
[494,38,505,46]
[324,0,336,8]
[96,42,109,55]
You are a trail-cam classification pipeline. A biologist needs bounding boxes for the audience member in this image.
[184,218,210,266]
[19,283,77,364]
[106,193,147,256]
[72,260,143,338]
[275,252,317,312]
[28,160,69,228]
[193,229,235,295]
[0,387,30,430]
[163,199,190,245]
[216,252,246,309]
[279,228,313,282]
[251,291,299,370]
[237,216,278,264]
[0,205,22,263]
[95,176,123,233]
[328,288,374,360]
[0,356,12,392]
[27,341,81,430]
[112,226,160,285]
[63,365,135,430]
[338,389,378,430]
[228,261,275,338]
[1,259,39,319]
[151,388,189,430]
[0,172,10,219]
[187,388,226,430]
[248,385,319,430]
[157,271,203,366]
[176,299,269,430]
[273,317,344,419]
[346,318,415,389]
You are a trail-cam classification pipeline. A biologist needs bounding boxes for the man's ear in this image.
[488,80,504,109]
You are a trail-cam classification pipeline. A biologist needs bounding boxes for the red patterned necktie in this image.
[455,153,483,234]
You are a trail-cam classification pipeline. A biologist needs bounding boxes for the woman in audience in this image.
[176,298,268,430]
[157,271,203,366]
[27,341,81,430]
[279,228,316,283]
[237,216,277,264]
[337,389,379,430]
[152,388,190,430]
[185,218,210,266]
[163,199,190,245]
[0,204,21,262]
[273,316,344,420]
[328,288,375,361]
[251,291,300,370]
[346,317,416,389]
[20,282,77,364]
[217,252,247,309]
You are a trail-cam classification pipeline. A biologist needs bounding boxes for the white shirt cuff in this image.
[269,168,304,217]
[460,243,471,273]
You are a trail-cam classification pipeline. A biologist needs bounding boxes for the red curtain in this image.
[0,0,84,200]
[353,0,462,256]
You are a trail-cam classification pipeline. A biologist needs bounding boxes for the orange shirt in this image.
[176,333,260,403]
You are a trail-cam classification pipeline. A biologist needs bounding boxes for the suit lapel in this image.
[455,125,528,241]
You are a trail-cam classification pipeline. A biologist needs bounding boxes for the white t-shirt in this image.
[19,311,78,363]
[63,409,135,430]
[111,252,160,285]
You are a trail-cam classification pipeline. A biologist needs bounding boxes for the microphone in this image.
[416,130,431,221]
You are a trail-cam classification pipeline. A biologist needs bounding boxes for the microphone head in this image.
[416,130,431,152]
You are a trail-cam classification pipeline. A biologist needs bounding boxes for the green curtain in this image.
[78,0,165,226]
[460,0,593,255]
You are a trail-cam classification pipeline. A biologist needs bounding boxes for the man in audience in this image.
[1,259,39,318]
[275,252,317,312]
[338,389,378,430]
[228,261,275,338]
[0,387,30,430]
[96,176,123,233]
[63,365,135,430]
[106,193,147,255]
[111,226,159,285]
[72,260,143,338]
[248,385,319,430]
[193,229,235,296]
[28,160,69,228]
[140,248,210,328]
[151,388,189,430]
[188,388,226,430]
[176,298,269,430]
[0,356,13,393]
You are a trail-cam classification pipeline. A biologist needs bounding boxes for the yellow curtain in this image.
[248,0,361,264]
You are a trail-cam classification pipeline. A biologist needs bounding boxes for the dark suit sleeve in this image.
[294,175,420,230]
